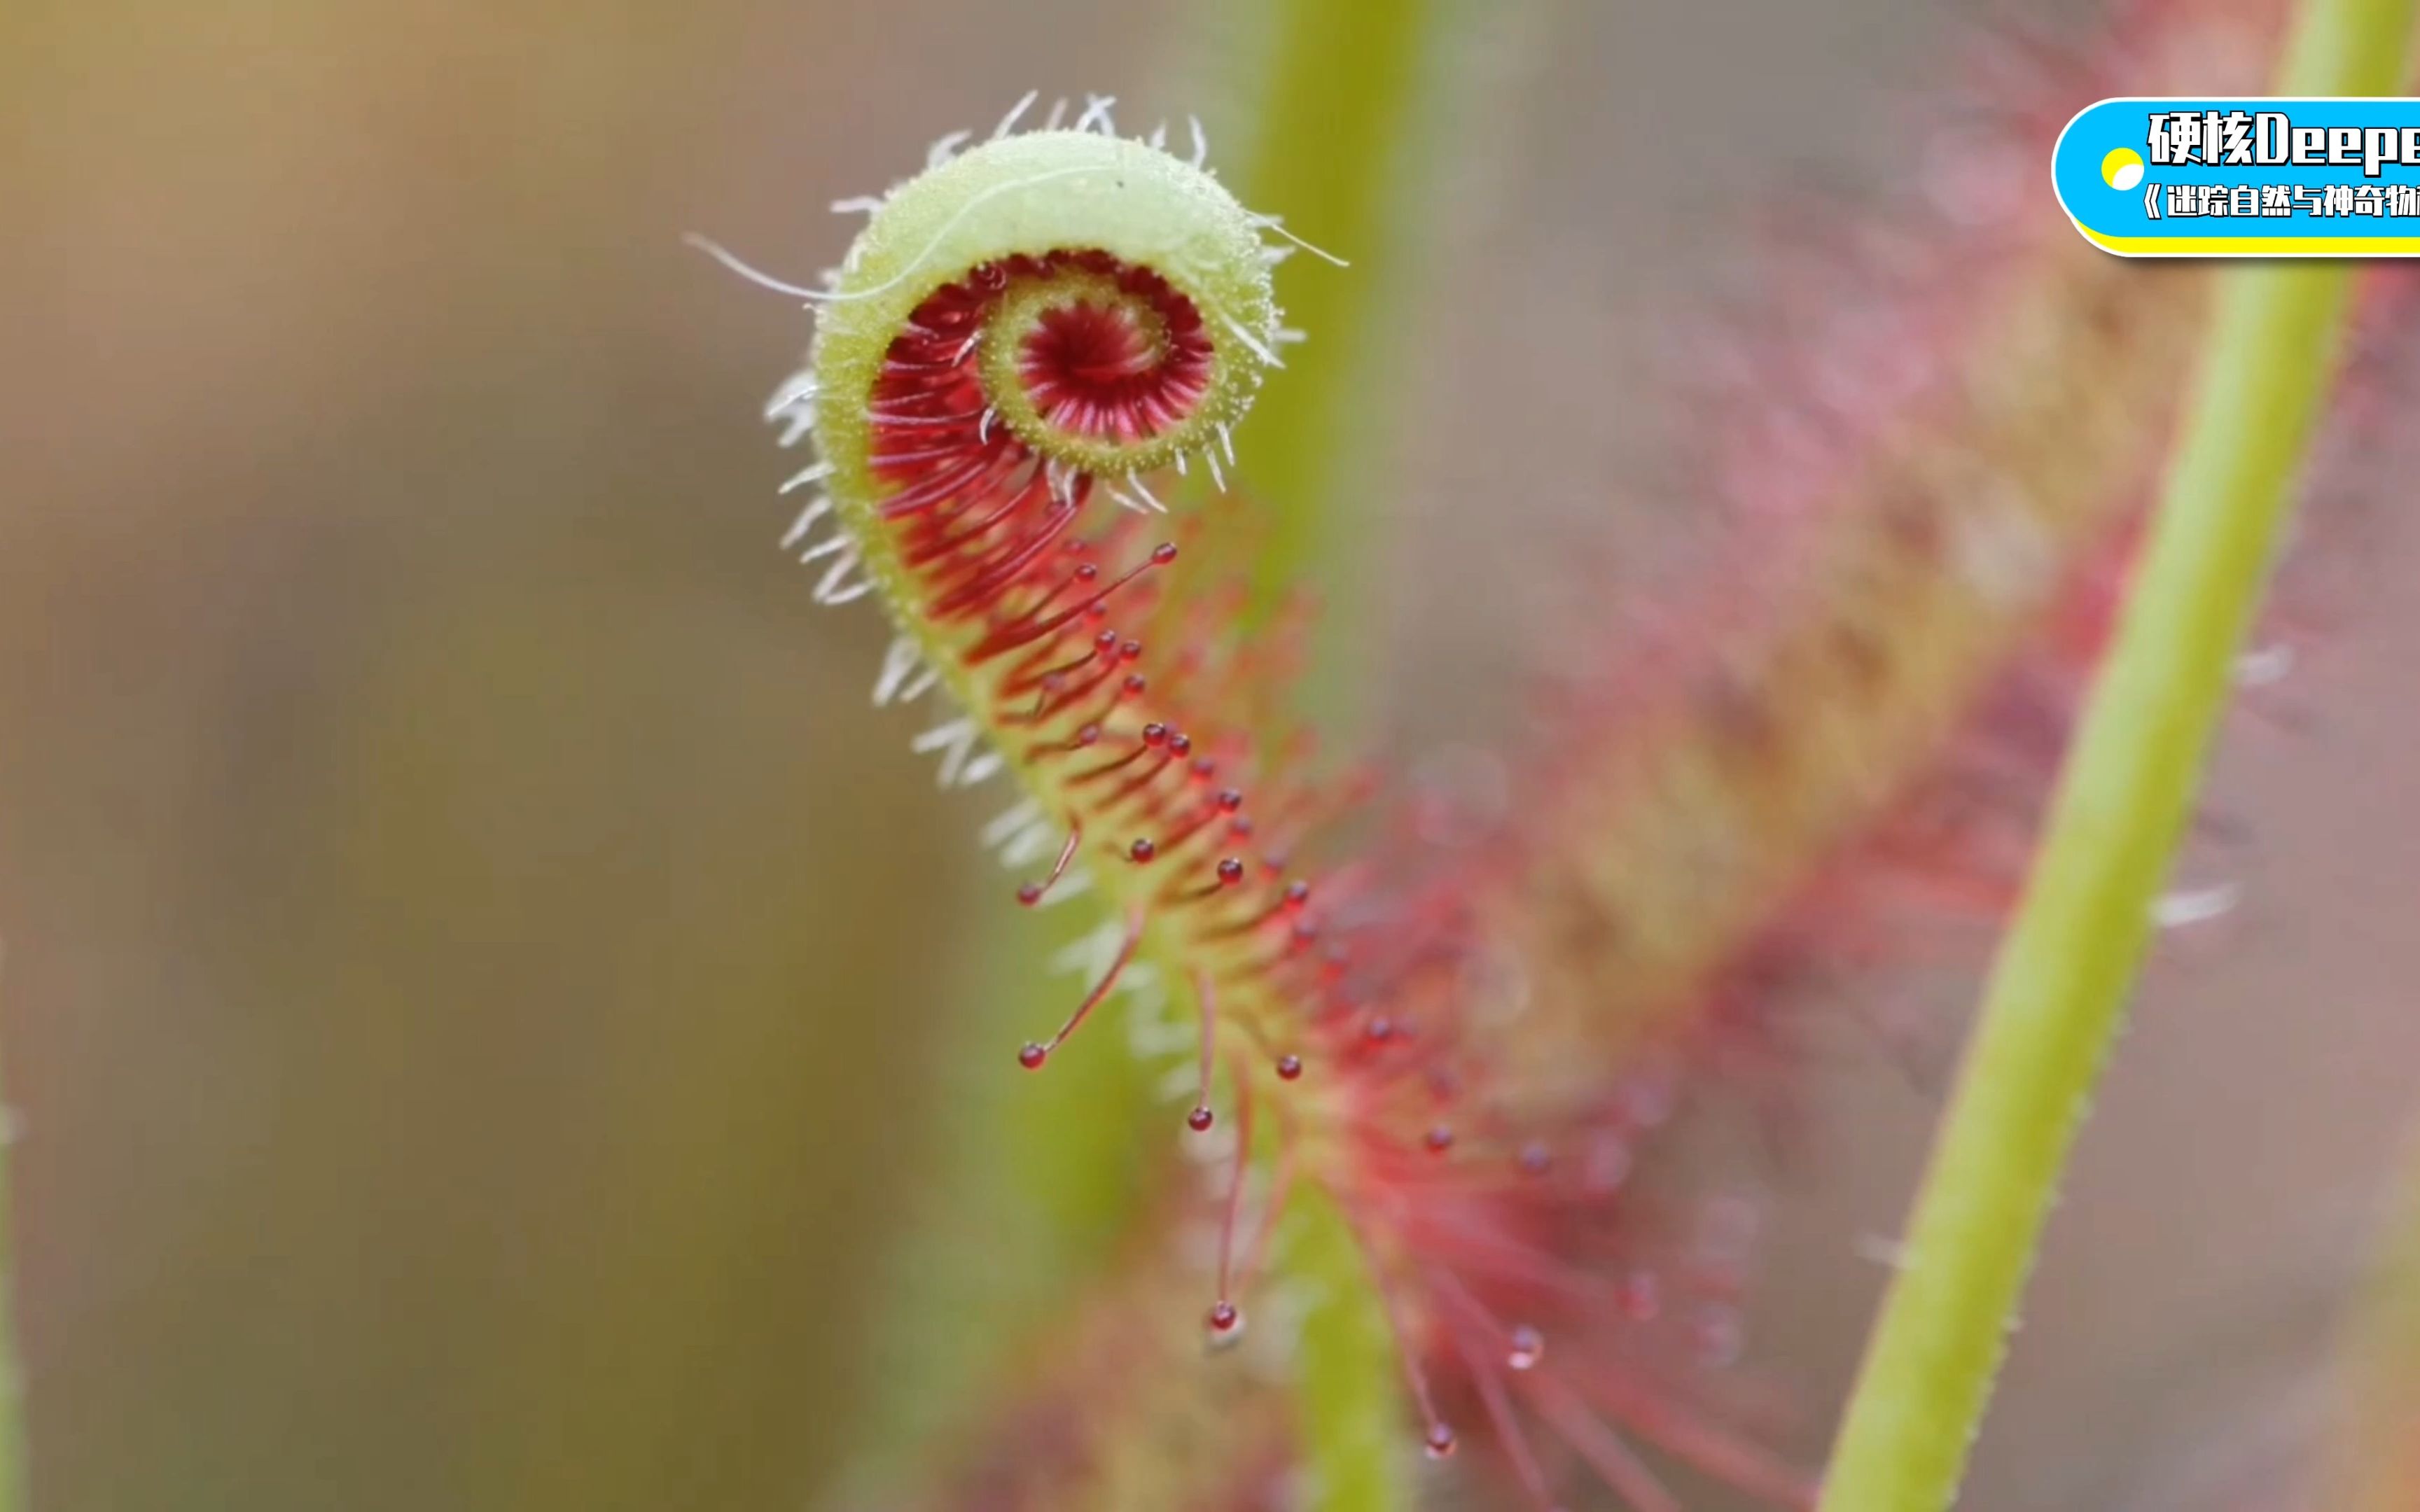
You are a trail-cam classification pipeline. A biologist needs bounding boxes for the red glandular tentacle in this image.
[858,251,1335,1092]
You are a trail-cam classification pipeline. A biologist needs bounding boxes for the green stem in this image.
[1228,0,1438,703]
[1815,2,2412,1505]
[1287,1189,1410,1512]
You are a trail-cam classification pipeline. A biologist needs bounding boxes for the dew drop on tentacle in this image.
[1506,1324,1545,1371]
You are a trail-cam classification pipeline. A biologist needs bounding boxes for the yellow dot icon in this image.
[2101,147,2145,191]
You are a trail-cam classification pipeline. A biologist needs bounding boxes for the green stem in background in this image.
[2323,1123,2420,1511]
[1815,1,2414,1506]
[1223,5,1445,1508]
[1286,1194,1405,1512]
[1228,0,1437,695]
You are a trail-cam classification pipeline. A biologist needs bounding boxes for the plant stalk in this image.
[1224,5,1448,1508]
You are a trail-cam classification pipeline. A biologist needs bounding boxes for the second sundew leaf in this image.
[1486,0,2302,1093]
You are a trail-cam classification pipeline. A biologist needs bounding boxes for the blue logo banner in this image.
[2054,98,2420,255]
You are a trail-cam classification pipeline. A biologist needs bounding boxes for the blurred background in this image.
[4,1,2419,1508]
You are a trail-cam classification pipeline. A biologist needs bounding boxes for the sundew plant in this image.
[686,0,2420,1507]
